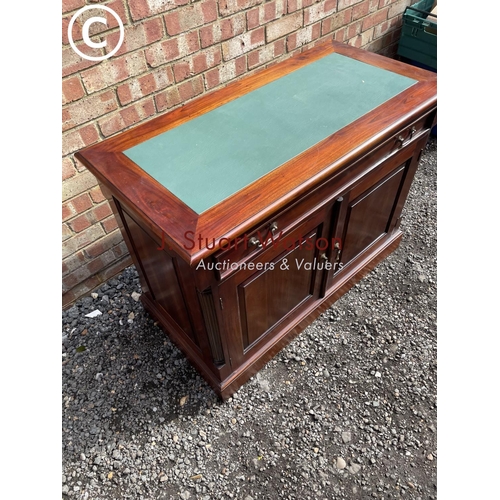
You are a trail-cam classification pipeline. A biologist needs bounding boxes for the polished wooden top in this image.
[123,52,416,214]
[76,40,437,265]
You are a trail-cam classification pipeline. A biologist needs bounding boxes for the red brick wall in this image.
[62,0,417,307]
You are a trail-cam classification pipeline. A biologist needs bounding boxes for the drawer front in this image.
[213,193,332,280]
[212,112,432,281]
[386,114,429,157]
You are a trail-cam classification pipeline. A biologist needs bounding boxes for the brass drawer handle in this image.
[249,236,262,249]
[334,242,341,263]
[397,126,418,149]
[269,221,278,235]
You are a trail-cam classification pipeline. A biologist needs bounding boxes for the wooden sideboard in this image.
[76,40,437,400]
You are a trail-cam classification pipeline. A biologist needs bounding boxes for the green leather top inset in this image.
[124,53,416,214]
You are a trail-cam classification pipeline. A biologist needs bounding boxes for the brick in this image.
[246,8,259,30]
[365,33,386,53]
[117,67,174,105]
[84,230,123,259]
[90,188,107,207]
[145,32,200,67]
[129,0,181,21]
[74,156,87,172]
[338,0,364,9]
[222,27,265,61]
[373,17,399,39]
[63,192,93,221]
[373,17,398,39]
[62,225,106,259]
[103,0,129,29]
[62,170,98,202]
[62,44,102,78]
[68,202,112,233]
[164,0,217,36]
[219,0,263,17]
[173,47,222,83]
[104,17,164,58]
[360,26,374,47]
[62,223,73,241]
[304,0,337,25]
[63,0,128,45]
[112,241,129,258]
[155,87,182,111]
[287,22,321,50]
[273,38,286,58]
[388,0,412,18]
[62,203,73,222]
[63,90,118,131]
[102,215,119,233]
[361,8,388,30]
[348,33,363,47]
[199,13,246,48]
[62,0,85,14]
[62,250,86,276]
[247,40,285,70]
[87,248,118,274]
[62,265,93,291]
[347,20,362,38]
[62,157,77,181]
[352,0,370,20]
[63,275,103,306]
[91,202,113,222]
[62,76,85,105]
[322,9,351,35]
[98,97,156,137]
[204,56,246,90]
[80,52,148,94]
[177,75,204,101]
[68,213,92,233]
[99,255,133,282]
[266,12,303,42]
[287,0,315,13]
[247,0,286,29]
[333,26,347,42]
[62,124,100,157]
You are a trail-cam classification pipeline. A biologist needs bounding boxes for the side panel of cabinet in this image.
[121,210,197,340]
[118,207,236,381]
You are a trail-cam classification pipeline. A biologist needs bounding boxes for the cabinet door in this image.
[325,137,425,293]
[218,203,334,369]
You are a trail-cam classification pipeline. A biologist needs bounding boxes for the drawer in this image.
[212,112,432,281]
[213,200,315,281]
[387,114,429,156]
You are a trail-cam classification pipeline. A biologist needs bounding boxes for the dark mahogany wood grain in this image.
[218,231,403,399]
[74,41,437,400]
[76,40,437,266]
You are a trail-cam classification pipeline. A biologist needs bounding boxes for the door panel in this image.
[219,203,335,368]
[340,165,405,265]
[238,229,318,351]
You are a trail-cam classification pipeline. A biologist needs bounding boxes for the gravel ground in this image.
[62,137,437,500]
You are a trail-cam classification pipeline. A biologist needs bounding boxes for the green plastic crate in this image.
[397,0,437,71]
